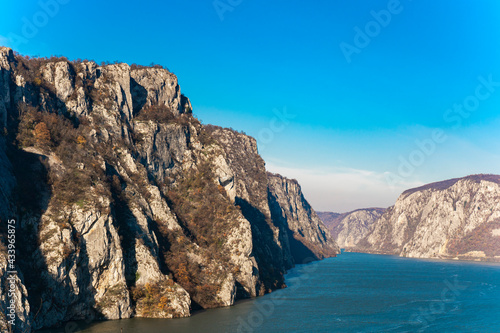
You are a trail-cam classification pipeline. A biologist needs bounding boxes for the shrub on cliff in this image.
[13,53,68,90]
[131,280,180,317]
[135,104,192,126]
[161,160,240,307]
[135,105,175,123]
[16,102,77,150]
[15,102,109,210]
[34,122,51,148]
[167,160,239,250]
[447,220,500,257]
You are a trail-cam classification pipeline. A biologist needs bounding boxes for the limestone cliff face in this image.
[267,173,339,262]
[206,128,339,295]
[357,175,500,261]
[0,47,338,332]
[318,208,385,249]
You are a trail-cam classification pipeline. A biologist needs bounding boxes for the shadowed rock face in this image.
[0,47,338,332]
[318,208,385,249]
[355,175,500,261]
[267,173,339,261]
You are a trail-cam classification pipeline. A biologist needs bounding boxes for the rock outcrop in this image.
[267,173,339,262]
[205,127,339,295]
[356,175,500,262]
[0,47,338,332]
[318,208,385,249]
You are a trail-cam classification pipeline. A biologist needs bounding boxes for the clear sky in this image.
[2,0,500,212]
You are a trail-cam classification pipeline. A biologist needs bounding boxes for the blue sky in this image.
[2,0,500,212]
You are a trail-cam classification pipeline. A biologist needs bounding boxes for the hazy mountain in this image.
[356,175,500,262]
[318,208,385,249]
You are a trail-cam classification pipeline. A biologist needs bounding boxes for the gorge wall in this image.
[318,208,385,249]
[356,175,500,262]
[0,47,338,332]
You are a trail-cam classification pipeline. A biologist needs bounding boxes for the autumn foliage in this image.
[34,122,51,147]
[447,221,500,257]
[132,280,179,317]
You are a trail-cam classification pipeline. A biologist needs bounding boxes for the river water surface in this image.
[43,252,500,332]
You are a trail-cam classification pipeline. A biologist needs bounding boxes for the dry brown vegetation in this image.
[13,53,68,91]
[132,280,179,317]
[135,104,191,126]
[447,221,500,257]
[16,102,109,210]
[167,160,239,249]
[160,160,240,307]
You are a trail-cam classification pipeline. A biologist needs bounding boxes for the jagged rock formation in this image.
[267,173,339,262]
[318,208,385,249]
[356,175,500,262]
[0,47,338,332]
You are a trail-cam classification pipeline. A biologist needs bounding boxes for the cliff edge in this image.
[0,47,338,332]
[356,175,500,261]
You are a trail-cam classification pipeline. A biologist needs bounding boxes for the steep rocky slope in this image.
[0,47,338,332]
[356,175,500,261]
[318,208,385,249]
[267,173,339,262]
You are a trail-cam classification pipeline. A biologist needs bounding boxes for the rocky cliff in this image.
[267,173,339,262]
[356,175,500,261]
[318,208,385,249]
[0,47,338,332]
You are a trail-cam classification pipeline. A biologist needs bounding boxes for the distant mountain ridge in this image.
[356,174,500,262]
[318,208,385,249]
[401,174,500,197]
[319,175,500,262]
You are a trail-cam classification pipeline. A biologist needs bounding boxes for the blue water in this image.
[46,253,500,332]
